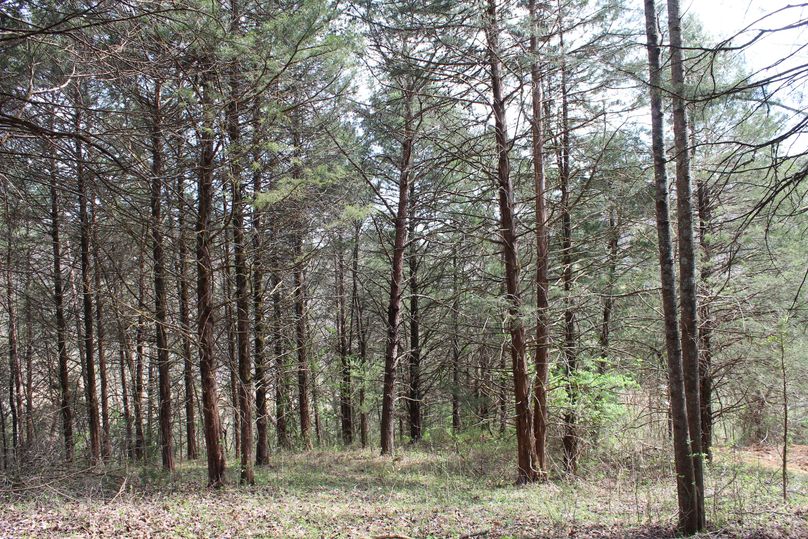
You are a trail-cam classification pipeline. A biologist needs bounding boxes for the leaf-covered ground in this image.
[1,443,806,538]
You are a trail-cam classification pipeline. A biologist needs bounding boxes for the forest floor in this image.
[0,441,806,538]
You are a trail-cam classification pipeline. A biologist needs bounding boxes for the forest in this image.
[0,0,806,537]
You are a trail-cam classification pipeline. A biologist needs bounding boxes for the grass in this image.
[0,440,806,538]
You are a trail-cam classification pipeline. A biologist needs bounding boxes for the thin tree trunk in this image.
[695,166,713,459]
[407,182,421,443]
[271,272,290,449]
[75,99,102,465]
[335,234,353,445]
[91,200,111,461]
[644,1,701,532]
[451,248,461,433]
[555,15,578,476]
[293,235,312,450]
[666,0,705,528]
[486,0,538,484]
[5,199,21,459]
[149,81,175,472]
[176,174,198,460]
[252,105,269,465]
[134,252,146,461]
[49,150,73,462]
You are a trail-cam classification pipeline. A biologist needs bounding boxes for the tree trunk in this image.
[529,0,550,477]
[696,162,713,460]
[75,100,102,465]
[90,202,111,461]
[666,0,706,528]
[252,105,269,465]
[228,0,254,484]
[644,1,701,533]
[271,272,290,449]
[293,235,312,450]
[407,182,421,443]
[176,174,198,460]
[49,158,73,462]
[335,234,353,445]
[451,248,461,433]
[380,90,414,457]
[5,199,21,459]
[197,72,226,486]
[134,251,147,461]
[149,82,174,472]
[485,0,538,484]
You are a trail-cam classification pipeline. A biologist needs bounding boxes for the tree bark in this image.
[49,156,73,462]
[176,174,198,460]
[380,90,414,457]
[90,201,111,461]
[644,1,701,533]
[252,106,269,465]
[335,234,353,445]
[666,0,706,528]
[529,0,550,477]
[407,182,421,443]
[197,71,226,486]
[75,99,102,465]
[150,81,174,472]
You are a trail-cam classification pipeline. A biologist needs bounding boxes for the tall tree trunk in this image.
[348,222,368,448]
[451,247,461,433]
[529,0,550,477]
[134,252,146,461]
[485,0,538,484]
[75,99,102,465]
[695,144,714,460]
[335,234,353,445]
[119,343,133,460]
[49,150,73,462]
[555,16,579,476]
[293,235,312,450]
[223,225,240,459]
[5,197,21,459]
[271,272,290,449]
[407,182,421,443]
[197,73,226,486]
[599,207,619,367]
[666,0,706,528]
[91,200,111,461]
[150,82,175,472]
[644,1,701,533]
[176,174,198,460]
[380,90,414,457]
[252,106,269,465]
[228,0,254,484]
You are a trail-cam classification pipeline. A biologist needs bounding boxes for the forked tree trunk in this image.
[643,1,701,533]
